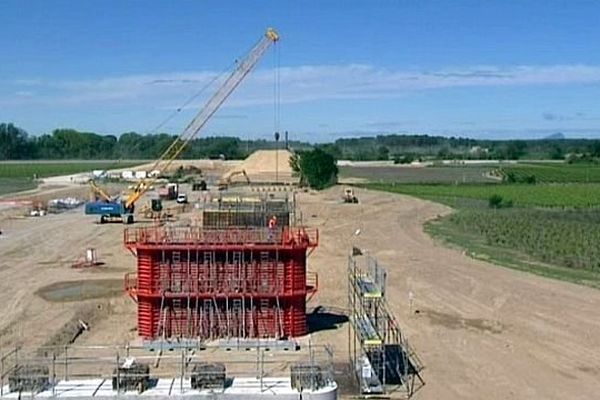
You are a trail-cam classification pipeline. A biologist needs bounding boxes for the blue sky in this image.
[2,1,600,141]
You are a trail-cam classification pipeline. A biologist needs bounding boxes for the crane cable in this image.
[146,35,267,175]
[273,40,281,135]
[126,33,276,207]
[91,34,270,204]
[145,60,238,136]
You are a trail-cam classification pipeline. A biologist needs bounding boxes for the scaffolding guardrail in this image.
[0,344,336,397]
[124,226,318,248]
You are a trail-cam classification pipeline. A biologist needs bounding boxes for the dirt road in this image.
[1,185,599,399]
[303,187,600,400]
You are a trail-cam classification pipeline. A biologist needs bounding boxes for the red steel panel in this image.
[126,227,317,340]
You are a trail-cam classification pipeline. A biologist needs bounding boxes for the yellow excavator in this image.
[217,169,251,190]
[85,28,279,224]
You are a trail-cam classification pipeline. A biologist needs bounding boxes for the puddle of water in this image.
[36,279,123,302]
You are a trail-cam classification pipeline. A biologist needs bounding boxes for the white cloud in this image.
[14,91,34,97]
[3,64,600,108]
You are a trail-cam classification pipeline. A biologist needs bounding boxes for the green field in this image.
[497,163,600,183]
[0,161,142,196]
[365,182,600,208]
[0,178,37,196]
[426,212,600,288]
[366,182,600,288]
[0,161,141,179]
[339,165,496,184]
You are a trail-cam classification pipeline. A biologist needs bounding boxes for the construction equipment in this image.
[29,200,47,217]
[85,28,279,224]
[218,169,251,190]
[112,358,150,393]
[140,201,164,220]
[192,179,208,191]
[190,363,227,390]
[151,199,163,212]
[138,199,186,222]
[71,248,104,269]
[176,193,188,204]
[158,183,179,200]
[88,179,113,202]
[343,187,359,203]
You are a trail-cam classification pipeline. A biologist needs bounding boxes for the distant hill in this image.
[544,133,565,140]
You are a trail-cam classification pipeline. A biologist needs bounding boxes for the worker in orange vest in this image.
[268,215,277,241]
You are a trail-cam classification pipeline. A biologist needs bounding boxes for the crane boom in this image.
[88,179,113,202]
[124,28,279,209]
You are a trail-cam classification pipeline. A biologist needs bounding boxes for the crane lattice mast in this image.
[124,28,279,209]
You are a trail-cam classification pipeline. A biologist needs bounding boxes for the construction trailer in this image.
[124,226,318,342]
[348,255,424,398]
[0,343,337,399]
[202,193,295,228]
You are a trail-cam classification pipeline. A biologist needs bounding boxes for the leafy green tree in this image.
[549,144,564,160]
[296,148,338,189]
[505,141,527,159]
[489,194,513,208]
[393,154,414,164]
[376,145,390,161]
[489,194,504,208]
[289,152,301,174]
[319,143,343,159]
[589,141,600,158]
[0,123,32,159]
[437,147,451,159]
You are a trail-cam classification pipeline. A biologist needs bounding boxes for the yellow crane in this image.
[88,179,113,202]
[85,28,279,223]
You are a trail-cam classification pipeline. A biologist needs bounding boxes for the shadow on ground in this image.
[306,305,349,334]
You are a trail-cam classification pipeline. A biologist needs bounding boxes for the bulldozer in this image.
[342,187,359,203]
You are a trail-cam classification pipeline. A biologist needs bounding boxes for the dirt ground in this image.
[1,182,599,399]
[304,187,600,400]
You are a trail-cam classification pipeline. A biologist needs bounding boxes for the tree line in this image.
[2,122,600,162]
[331,134,600,162]
[0,123,259,160]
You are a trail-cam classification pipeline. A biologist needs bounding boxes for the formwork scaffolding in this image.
[348,255,424,398]
[202,192,296,228]
[0,343,337,398]
[124,226,318,342]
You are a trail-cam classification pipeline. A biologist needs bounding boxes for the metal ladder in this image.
[232,298,243,337]
[172,298,182,337]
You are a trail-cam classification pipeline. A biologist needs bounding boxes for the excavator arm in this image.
[218,169,251,190]
[124,28,279,209]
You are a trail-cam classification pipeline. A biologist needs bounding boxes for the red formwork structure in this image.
[124,226,318,340]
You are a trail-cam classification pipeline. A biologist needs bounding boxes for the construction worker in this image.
[268,215,278,241]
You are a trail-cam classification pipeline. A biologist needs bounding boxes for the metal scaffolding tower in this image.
[348,255,424,398]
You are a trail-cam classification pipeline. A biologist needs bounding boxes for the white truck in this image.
[176,193,188,204]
